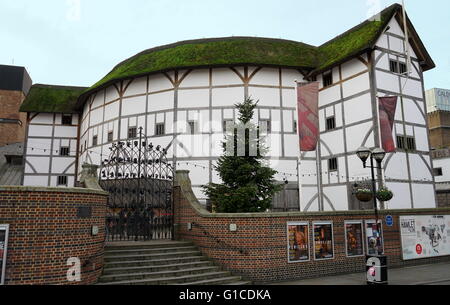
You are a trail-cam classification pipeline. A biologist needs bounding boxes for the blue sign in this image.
[385,215,393,227]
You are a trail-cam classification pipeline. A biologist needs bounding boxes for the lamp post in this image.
[356,147,386,255]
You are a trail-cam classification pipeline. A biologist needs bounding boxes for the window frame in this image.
[155,123,165,136]
[326,116,336,131]
[61,114,73,126]
[128,126,137,139]
[328,157,338,172]
[60,146,70,157]
[57,175,68,186]
[322,71,333,88]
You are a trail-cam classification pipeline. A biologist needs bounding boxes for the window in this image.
[223,120,233,132]
[389,60,399,73]
[188,121,197,135]
[326,117,336,131]
[323,72,333,87]
[57,176,68,186]
[433,168,443,177]
[155,123,165,136]
[128,127,137,139]
[108,131,114,143]
[399,62,407,74]
[62,114,73,125]
[92,135,98,147]
[60,147,70,156]
[259,120,271,134]
[328,158,338,172]
[396,136,406,150]
[406,136,416,151]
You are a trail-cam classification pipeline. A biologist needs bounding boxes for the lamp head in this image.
[356,147,371,164]
[372,148,386,163]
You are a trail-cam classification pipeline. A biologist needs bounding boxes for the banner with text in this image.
[297,82,319,152]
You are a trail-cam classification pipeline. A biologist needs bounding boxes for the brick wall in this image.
[0,186,108,285]
[437,190,450,208]
[0,89,27,147]
[174,171,450,283]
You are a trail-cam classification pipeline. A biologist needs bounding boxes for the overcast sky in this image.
[1,0,448,90]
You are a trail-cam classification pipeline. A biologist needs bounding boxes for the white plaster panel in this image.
[376,70,399,93]
[54,126,77,138]
[176,135,210,158]
[249,68,279,86]
[156,113,164,124]
[124,77,147,97]
[30,113,53,124]
[165,112,174,134]
[27,138,52,155]
[27,156,50,173]
[105,85,120,103]
[266,134,282,158]
[412,184,436,209]
[89,107,104,126]
[178,89,209,108]
[319,109,325,133]
[28,125,53,137]
[282,88,296,108]
[403,99,426,125]
[199,110,210,133]
[121,96,147,117]
[212,87,244,107]
[248,87,279,107]
[347,155,372,182]
[282,69,303,87]
[342,72,370,98]
[389,36,404,53]
[259,109,270,120]
[120,118,128,139]
[341,58,367,80]
[343,93,373,125]
[403,78,424,99]
[284,134,300,157]
[179,69,209,88]
[323,185,348,211]
[385,182,411,209]
[212,68,243,86]
[92,91,105,109]
[283,111,294,133]
[345,121,373,152]
[23,176,49,187]
[148,73,174,92]
[147,114,155,136]
[321,130,345,157]
[385,152,409,180]
[300,186,319,212]
[148,91,174,112]
[409,154,432,181]
[334,103,343,128]
[271,110,281,132]
[211,134,225,157]
[376,34,389,49]
[319,85,340,107]
[414,127,430,151]
[387,17,405,38]
[51,158,75,174]
[176,111,187,133]
[299,160,317,185]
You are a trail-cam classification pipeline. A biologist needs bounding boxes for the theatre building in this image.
[19,3,437,211]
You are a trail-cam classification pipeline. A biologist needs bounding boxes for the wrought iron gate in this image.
[99,127,174,241]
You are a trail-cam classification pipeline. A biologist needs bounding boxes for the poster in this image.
[365,220,384,255]
[400,215,450,260]
[345,221,364,257]
[313,222,334,260]
[0,225,9,286]
[287,222,309,262]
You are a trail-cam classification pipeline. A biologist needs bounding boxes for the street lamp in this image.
[356,146,385,255]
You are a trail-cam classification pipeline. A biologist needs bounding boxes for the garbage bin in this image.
[366,255,388,285]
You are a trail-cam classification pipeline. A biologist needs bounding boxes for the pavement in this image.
[273,262,450,285]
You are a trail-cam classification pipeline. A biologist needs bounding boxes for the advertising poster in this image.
[0,225,9,285]
[400,215,450,260]
[313,222,334,260]
[345,221,364,257]
[287,222,309,262]
[365,220,384,255]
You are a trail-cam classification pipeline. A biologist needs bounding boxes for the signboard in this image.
[313,222,334,260]
[385,215,394,227]
[0,224,9,285]
[365,220,384,255]
[345,221,364,257]
[287,222,310,262]
[400,215,450,260]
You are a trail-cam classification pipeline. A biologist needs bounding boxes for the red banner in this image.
[379,96,398,153]
[297,82,319,152]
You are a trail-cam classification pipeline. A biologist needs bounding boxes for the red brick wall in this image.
[0,187,108,285]
[0,89,27,147]
[174,175,450,283]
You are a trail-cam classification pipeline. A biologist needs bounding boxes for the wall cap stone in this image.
[0,185,109,196]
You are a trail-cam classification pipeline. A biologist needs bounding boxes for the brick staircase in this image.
[97,240,251,285]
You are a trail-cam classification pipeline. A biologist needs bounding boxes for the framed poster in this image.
[345,221,364,257]
[0,224,9,286]
[400,215,450,260]
[313,222,334,260]
[287,222,310,262]
[365,220,384,255]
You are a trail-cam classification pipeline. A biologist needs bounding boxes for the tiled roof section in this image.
[20,84,87,114]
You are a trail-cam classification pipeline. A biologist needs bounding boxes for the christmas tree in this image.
[202,98,282,213]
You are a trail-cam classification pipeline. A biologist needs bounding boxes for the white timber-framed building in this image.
[19,4,438,211]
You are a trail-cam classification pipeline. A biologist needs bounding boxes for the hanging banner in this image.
[0,224,9,286]
[365,220,384,255]
[400,215,450,260]
[297,82,319,152]
[313,222,334,260]
[287,222,310,262]
[379,96,398,153]
[345,221,364,257]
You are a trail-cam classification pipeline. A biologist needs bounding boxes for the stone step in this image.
[105,241,193,251]
[176,276,248,286]
[104,255,208,269]
[98,271,233,285]
[99,266,220,283]
[104,250,201,262]
[105,246,197,256]
[103,261,214,275]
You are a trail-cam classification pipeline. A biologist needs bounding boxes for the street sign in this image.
[386,215,394,227]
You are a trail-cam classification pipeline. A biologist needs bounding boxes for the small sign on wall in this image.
[0,224,10,285]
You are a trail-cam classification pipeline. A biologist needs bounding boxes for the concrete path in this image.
[273,262,450,285]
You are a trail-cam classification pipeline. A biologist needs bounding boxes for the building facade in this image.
[20,4,438,211]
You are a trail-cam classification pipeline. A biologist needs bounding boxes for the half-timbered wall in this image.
[23,113,79,187]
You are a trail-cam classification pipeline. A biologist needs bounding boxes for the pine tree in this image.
[202,98,282,213]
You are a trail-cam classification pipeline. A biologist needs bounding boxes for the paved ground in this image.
[273,262,450,285]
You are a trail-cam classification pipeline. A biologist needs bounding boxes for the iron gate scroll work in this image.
[99,127,174,241]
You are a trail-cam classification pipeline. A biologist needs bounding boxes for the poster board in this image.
[0,224,9,285]
[313,222,334,260]
[345,221,364,257]
[287,222,310,262]
[400,215,450,260]
[365,220,384,255]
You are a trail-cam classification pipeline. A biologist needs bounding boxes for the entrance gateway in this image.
[99,127,174,241]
